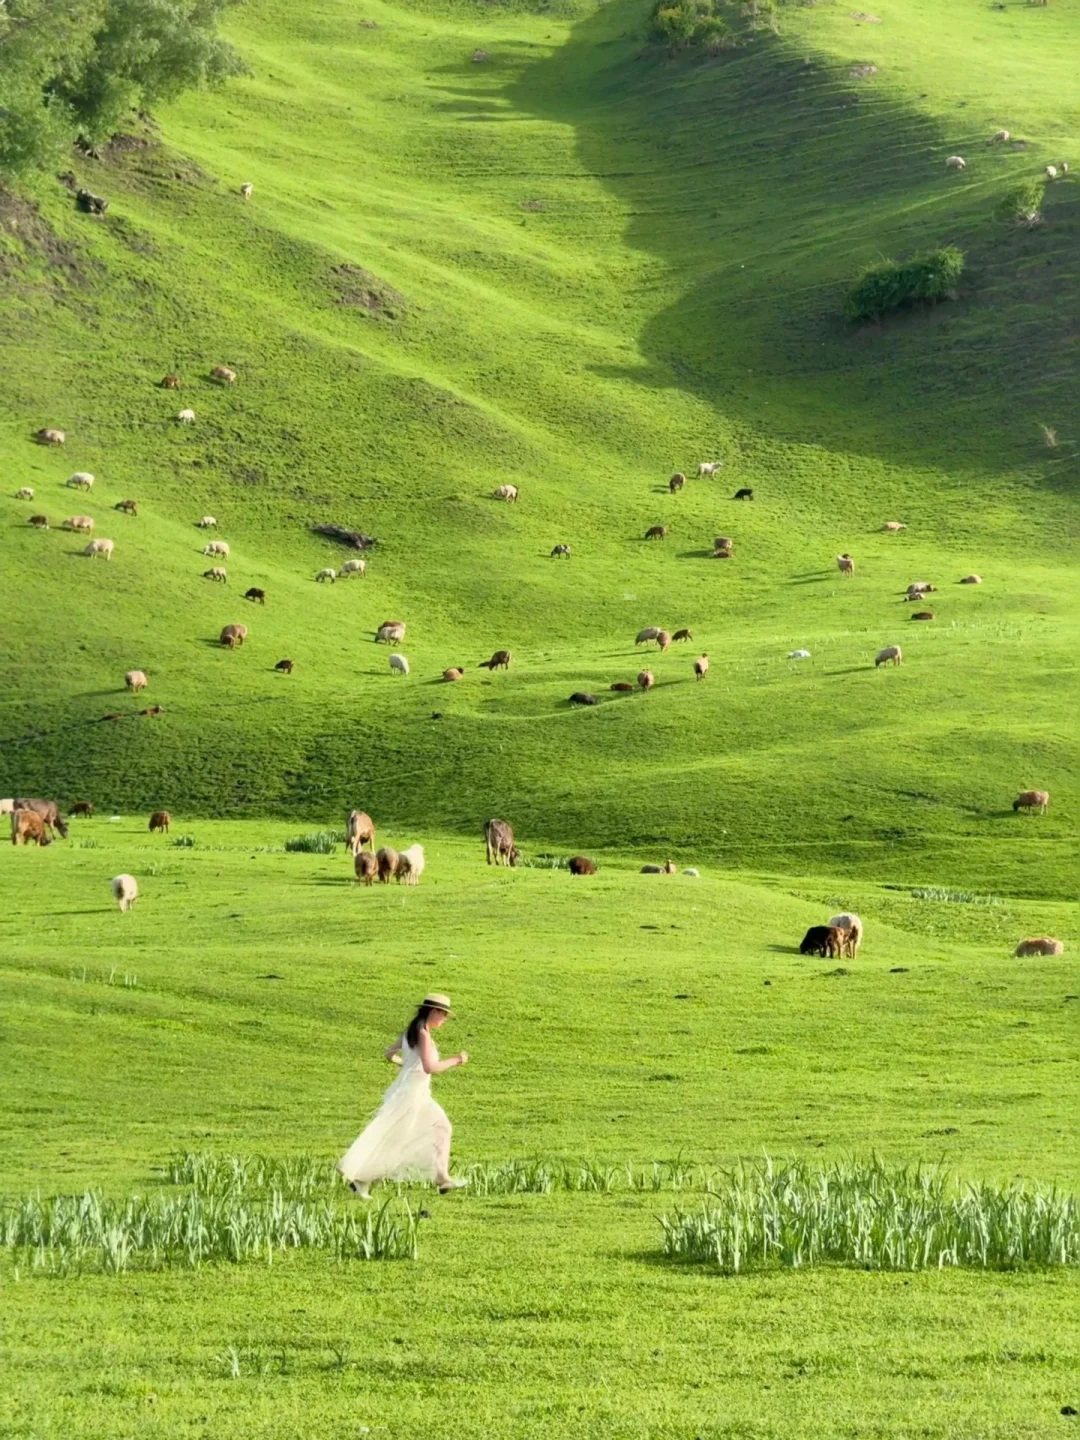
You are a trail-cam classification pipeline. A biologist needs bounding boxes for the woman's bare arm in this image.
[417,1027,468,1075]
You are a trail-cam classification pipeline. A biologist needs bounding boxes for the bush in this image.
[998,179,1046,226]
[844,246,965,323]
[284,829,346,854]
[648,0,727,49]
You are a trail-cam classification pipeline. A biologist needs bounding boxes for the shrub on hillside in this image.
[647,0,779,52]
[843,246,965,323]
[998,179,1046,227]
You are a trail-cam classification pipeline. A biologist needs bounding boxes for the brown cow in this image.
[70,802,94,816]
[115,499,138,516]
[11,810,52,846]
[645,525,668,540]
[13,798,68,839]
[485,818,517,867]
[149,810,171,833]
[480,650,512,671]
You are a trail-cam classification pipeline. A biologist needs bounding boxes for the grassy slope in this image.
[1,823,1078,1437]
[0,0,1076,895]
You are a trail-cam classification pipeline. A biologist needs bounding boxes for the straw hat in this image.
[422,993,453,1014]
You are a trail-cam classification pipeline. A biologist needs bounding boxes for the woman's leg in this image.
[433,1115,453,1187]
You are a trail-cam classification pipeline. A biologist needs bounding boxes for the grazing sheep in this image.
[112,874,139,912]
[906,582,935,597]
[347,810,376,855]
[645,525,668,540]
[84,538,114,560]
[65,516,94,533]
[610,681,635,692]
[960,574,982,585]
[694,654,709,680]
[837,553,855,577]
[177,409,196,424]
[203,567,228,583]
[698,462,721,476]
[244,587,266,604]
[211,365,237,384]
[733,488,754,501]
[990,129,1010,143]
[569,856,597,875]
[911,610,934,621]
[34,428,65,446]
[240,183,253,201]
[800,924,843,958]
[443,668,464,682]
[29,515,49,529]
[15,487,33,500]
[340,558,366,577]
[663,860,677,874]
[638,669,655,692]
[397,844,425,886]
[640,864,663,874]
[203,541,229,557]
[114,499,137,516]
[140,706,163,717]
[493,484,518,502]
[198,516,217,528]
[376,620,406,645]
[316,568,336,583]
[875,646,903,667]
[485,818,517,867]
[125,670,149,693]
[11,810,52,846]
[656,630,672,652]
[149,810,171,833]
[67,472,94,491]
[219,624,248,648]
[881,521,906,532]
[683,867,700,877]
[161,374,181,389]
[669,473,685,493]
[1014,937,1064,957]
[1012,789,1049,814]
[275,658,294,673]
[635,627,661,645]
[70,802,94,816]
[945,155,966,170]
[788,649,812,660]
[376,846,399,883]
[354,851,378,885]
[551,544,572,559]
[1045,165,1057,180]
[569,692,597,706]
[0,799,13,815]
[713,537,733,554]
[480,650,511,670]
[389,653,410,676]
[828,913,863,958]
[14,798,68,838]
[672,628,693,642]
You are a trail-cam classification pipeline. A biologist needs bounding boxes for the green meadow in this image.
[1,0,1078,1432]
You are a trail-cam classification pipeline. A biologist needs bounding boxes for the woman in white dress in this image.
[337,994,469,1197]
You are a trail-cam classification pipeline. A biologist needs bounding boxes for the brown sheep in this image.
[70,802,94,816]
[211,365,237,384]
[906,582,935,598]
[569,692,598,706]
[13,798,67,838]
[114,499,138,516]
[160,375,181,389]
[713,537,733,556]
[655,630,672,653]
[30,515,50,529]
[376,620,406,645]
[1012,790,1049,814]
[672,628,693,642]
[694,654,709,680]
[837,554,855,577]
[569,856,597,875]
[610,681,635,692]
[875,646,902,667]
[149,810,171,833]
[911,611,934,621]
[244,587,266,604]
[443,668,465,682]
[347,810,376,855]
[800,925,844,958]
[354,851,378,885]
[485,818,517,867]
[669,473,685,493]
[480,650,512,670]
[139,705,163,717]
[220,624,248,648]
[275,659,294,673]
[1014,937,1064,957]
[645,525,668,540]
[638,669,655,692]
[376,846,399,883]
[11,810,52,846]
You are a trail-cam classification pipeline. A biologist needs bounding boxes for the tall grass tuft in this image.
[658,1156,1080,1273]
[284,830,346,854]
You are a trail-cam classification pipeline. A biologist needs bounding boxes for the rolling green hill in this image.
[1,0,1076,894]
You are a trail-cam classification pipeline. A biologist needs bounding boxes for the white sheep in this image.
[0,799,14,815]
[198,516,217,528]
[65,515,94,532]
[990,129,1010,143]
[397,843,425,885]
[875,645,902,667]
[67,472,94,491]
[697,462,722,476]
[240,183,253,201]
[316,568,336,583]
[85,537,114,560]
[15,487,34,500]
[828,912,863,957]
[1045,165,1058,180]
[177,409,196,424]
[125,669,149,693]
[635,627,661,645]
[204,567,228,582]
[493,484,518,502]
[788,649,811,660]
[340,558,366,578]
[112,874,139,912]
[389,653,410,676]
[203,541,229,557]
[837,554,855,576]
[881,521,906,532]
[945,155,966,170]
[682,867,700,877]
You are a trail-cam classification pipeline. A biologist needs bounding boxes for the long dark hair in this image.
[406,1005,436,1049]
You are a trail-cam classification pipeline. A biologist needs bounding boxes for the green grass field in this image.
[1,0,1078,1432]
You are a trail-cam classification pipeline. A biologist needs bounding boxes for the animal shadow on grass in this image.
[767,944,801,954]
[825,666,873,677]
[788,572,831,584]
[678,549,720,560]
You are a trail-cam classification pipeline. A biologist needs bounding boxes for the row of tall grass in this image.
[659,1157,1080,1273]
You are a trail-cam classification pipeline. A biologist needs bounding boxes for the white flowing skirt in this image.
[337,1069,450,1185]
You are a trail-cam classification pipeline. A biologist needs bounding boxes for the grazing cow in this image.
[70,802,94,816]
[275,659,294,673]
[1014,937,1064,957]
[376,846,399,883]
[800,925,843,958]
[569,856,597,875]
[551,544,572,558]
[694,654,709,680]
[1012,790,1049,814]
[347,810,376,855]
[354,851,378,885]
[875,646,902,667]
[610,681,635,692]
[389,654,410,676]
[635,628,661,645]
[397,844,425,886]
[11,810,52,846]
[638,669,654,692]
[30,515,50,529]
[645,525,668,540]
[376,620,406,645]
[493,484,518,502]
[115,499,137,516]
[443,668,464,682]
[485,818,516,867]
[672,629,693,642]
[480,650,511,670]
[204,568,228,583]
[960,574,982,585]
[15,488,34,500]
[125,670,148,693]
[828,913,863,958]
[733,488,753,501]
[112,874,139,911]
[67,472,94,491]
[911,611,934,621]
[244,587,266,604]
[34,428,65,446]
[161,375,181,389]
[569,692,597,706]
[14,798,68,839]
[837,553,855,577]
[669,473,685,493]
[149,810,171,833]
[698,462,721,476]
[220,624,248,648]
[211,365,237,384]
